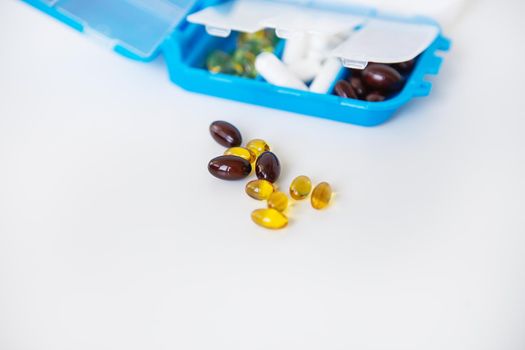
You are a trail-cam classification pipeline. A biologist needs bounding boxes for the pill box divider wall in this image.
[22,0,451,126]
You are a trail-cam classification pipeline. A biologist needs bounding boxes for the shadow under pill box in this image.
[23,0,450,126]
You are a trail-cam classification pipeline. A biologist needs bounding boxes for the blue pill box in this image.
[23,0,450,126]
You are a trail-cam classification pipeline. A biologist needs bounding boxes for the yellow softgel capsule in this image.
[251,208,288,230]
[224,147,256,163]
[246,139,270,157]
[246,179,275,200]
[267,191,289,212]
[289,175,312,200]
[311,182,333,210]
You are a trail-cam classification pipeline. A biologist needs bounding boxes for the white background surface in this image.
[1,1,525,349]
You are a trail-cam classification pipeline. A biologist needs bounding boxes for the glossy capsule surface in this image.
[365,92,386,102]
[289,175,312,200]
[311,182,333,210]
[224,147,255,163]
[209,121,242,147]
[251,208,288,230]
[392,58,416,74]
[208,155,251,181]
[246,139,270,157]
[267,192,288,212]
[362,63,403,93]
[334,80,357,99]
[349,76,367,98]
[255,151,281,183]
[206,50,242,75]
[246,179,275,200]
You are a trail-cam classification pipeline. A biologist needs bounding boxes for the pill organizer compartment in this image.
[166,0,449,125]
[22,0,450,126]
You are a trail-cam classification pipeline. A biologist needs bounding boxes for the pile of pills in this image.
[205,29,417,102]
[208,121,333,230]
[333,59,416,102]
[206,29,279,79]
[256,32,349,93]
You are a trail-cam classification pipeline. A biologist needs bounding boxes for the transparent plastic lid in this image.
[40,0,198,59]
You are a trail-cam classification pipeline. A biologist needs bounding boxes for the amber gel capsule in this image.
[255,151,281,183]
[251,208,288,230]
[246,139,270,158]
[267,192,288,212]
[246,179,275,200]
[311,182,333,210]
[224,147,256,163]
[208,155,251,180]
[289,175,312,200]
[209,121,242,147]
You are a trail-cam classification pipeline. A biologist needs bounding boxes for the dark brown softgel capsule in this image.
[349,77,367,98]
[334,80,357,99]
[209,120,242,147]
[365,92,386,102]
[392,59,415,74]
[362,64,404,93]
[255,151,281,183]
[208,155,252,180]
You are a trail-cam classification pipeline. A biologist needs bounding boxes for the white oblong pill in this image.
[255,52,308,91]
[309,57,343,94]
[282,34,309,65]
[288,58,322,83]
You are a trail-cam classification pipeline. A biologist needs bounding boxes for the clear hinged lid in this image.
[187,0,444,68]
[33,0,198,60]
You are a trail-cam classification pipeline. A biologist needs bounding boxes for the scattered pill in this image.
[210,120,242,147]
[255,52,308,91]
[208,155,252,181]
[309,57,343,94]
[251,208,288,230]
[267,191,289,212]
[246,139,270,158]
[224,147,255,163]
[311,182,333,210]
[207,121,334,230]
[365,92,386,102]
[246,179,275,200]
[282,33,310,65]
[255,151,281,183]
[334,80,358,99]
[289,175,312,200]
[362,63,404,93]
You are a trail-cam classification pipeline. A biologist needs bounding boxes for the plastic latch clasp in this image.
[341,58,368,70]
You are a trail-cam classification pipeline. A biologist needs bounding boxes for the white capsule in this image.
[309,57,343,94]
[287,58,322,83]
[310,33,347,52]
[282,33,309,65]
[255,52,308,91]
[306,49,328,64]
